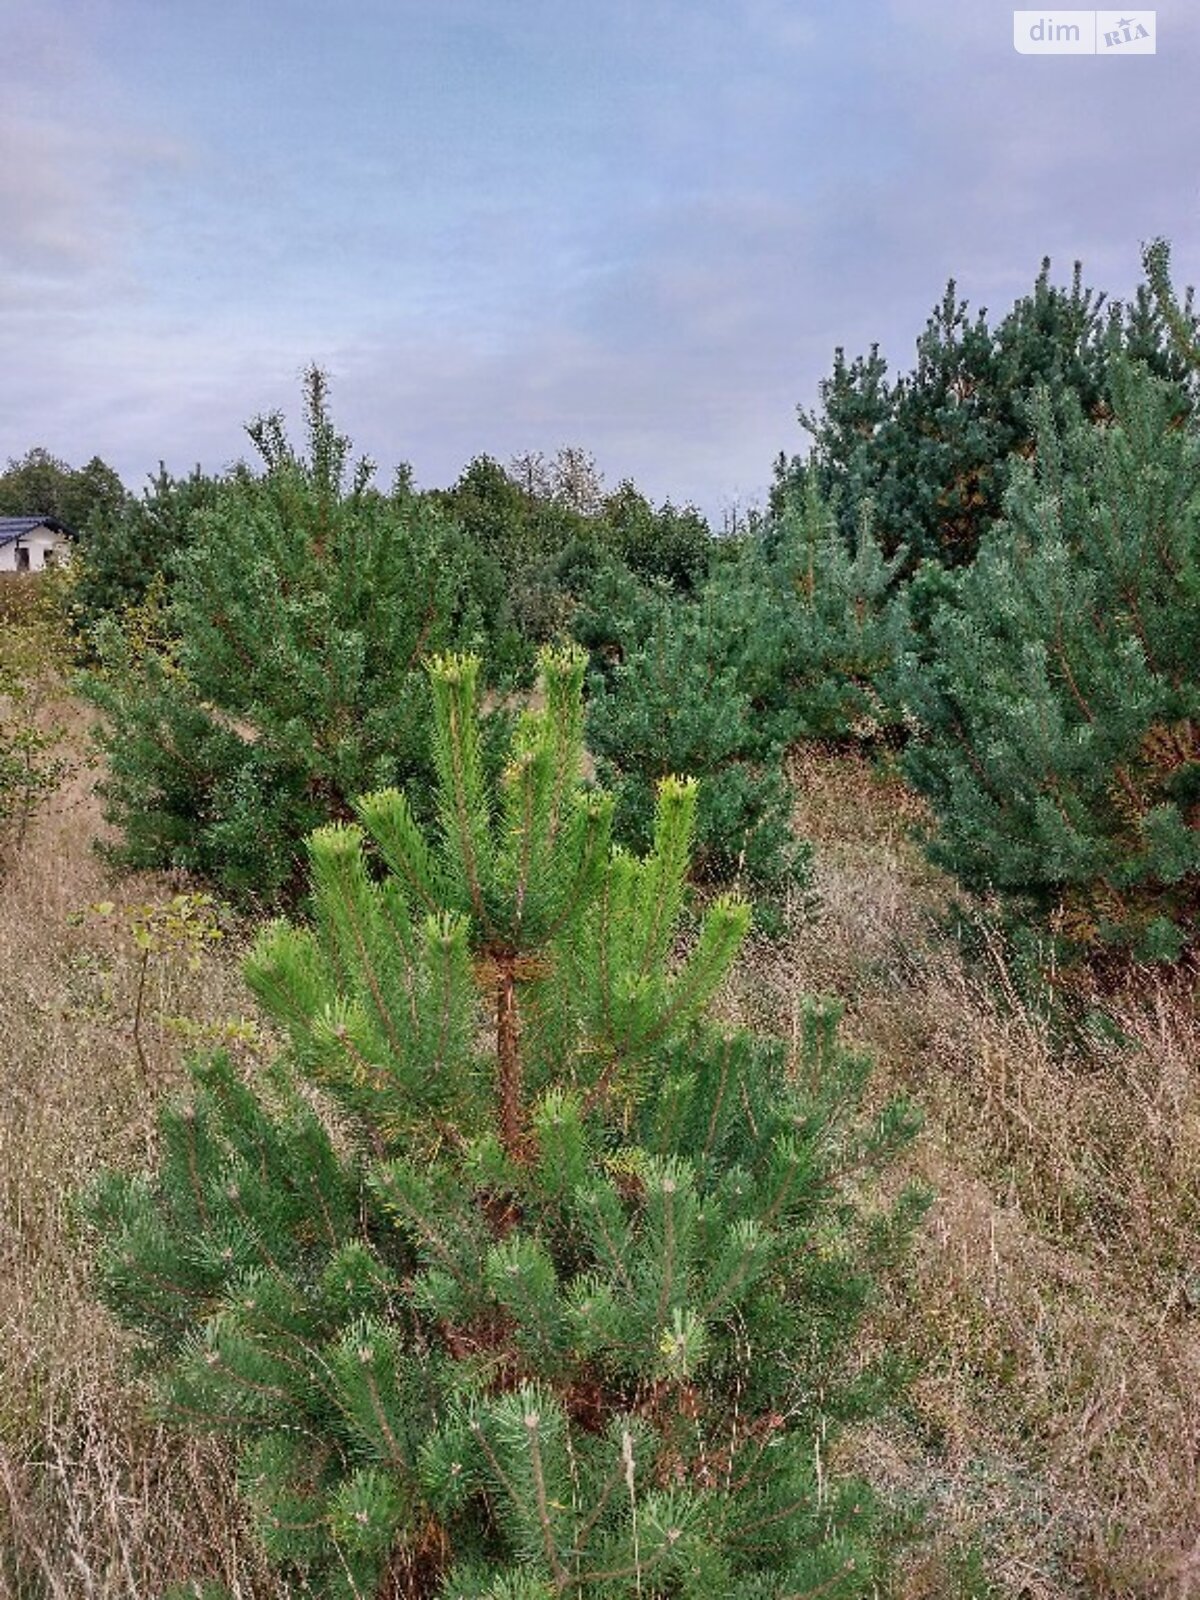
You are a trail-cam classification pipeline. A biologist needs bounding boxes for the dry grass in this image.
[2,672,1197,1597]
[0,678,283,1596]
[721,743,1200,1599]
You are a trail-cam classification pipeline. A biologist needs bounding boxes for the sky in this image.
[2,0,1198,526]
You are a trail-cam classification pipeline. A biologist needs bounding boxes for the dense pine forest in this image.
[1,242,1198,1598]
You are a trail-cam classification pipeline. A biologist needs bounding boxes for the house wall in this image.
[0,529,72,573]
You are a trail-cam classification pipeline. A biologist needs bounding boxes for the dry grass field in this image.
[767,748,1200,1598]
[1,655,1197,1596]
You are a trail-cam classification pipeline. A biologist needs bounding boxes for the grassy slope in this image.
[1,682,1197,1597]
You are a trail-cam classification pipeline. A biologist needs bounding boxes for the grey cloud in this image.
[4,0,1198,527]
[0,106,130,290]
[0,3,191,307]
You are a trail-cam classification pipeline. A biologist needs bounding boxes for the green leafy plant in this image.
[0,719,66,850]
[87,892,227,1083]
[0,446,128,531]
[432,454,714,690]
[89,645,924,1598]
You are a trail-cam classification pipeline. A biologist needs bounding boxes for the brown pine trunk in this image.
[495,956,529,1163]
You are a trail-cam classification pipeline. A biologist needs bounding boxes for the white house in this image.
[0,516,76,572]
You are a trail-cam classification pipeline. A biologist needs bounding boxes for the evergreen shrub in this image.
[718,477,908,749]
[894,359,1200,961]
[89,646,925,1599]
[579,476,906,922]
[578,566,810,922]
[779,258,1198,573]
[81,370,485,904]
[69,463,226,645]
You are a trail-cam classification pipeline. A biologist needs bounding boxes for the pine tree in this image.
[721,475,908,747]
[579,568,810,917]
[783,258,1196,572]
[70,462,225,644]
[89,646,923,1599]
[1144,238,1200,375]
[579,473,903,922]
[893,358,1200,961]
[81,370,484,902]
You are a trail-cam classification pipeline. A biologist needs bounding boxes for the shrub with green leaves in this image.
[0,446,128,531]
[0,711,66,853]
[599,479,713,594]
[89,646,924,1599]
[894,359,1200,961]
[432,455,715,689]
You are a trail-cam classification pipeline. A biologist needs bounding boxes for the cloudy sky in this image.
[2,0,1197,523]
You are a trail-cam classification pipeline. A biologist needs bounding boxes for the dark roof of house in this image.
[0,515,77,548]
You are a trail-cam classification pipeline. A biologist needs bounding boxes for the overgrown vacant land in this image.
[3,675,1197,1600]
[3,246,1198,1598]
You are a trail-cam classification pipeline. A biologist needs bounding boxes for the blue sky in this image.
[2,0,1198,523]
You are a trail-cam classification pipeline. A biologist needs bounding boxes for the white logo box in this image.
[1013,11,1156,53]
